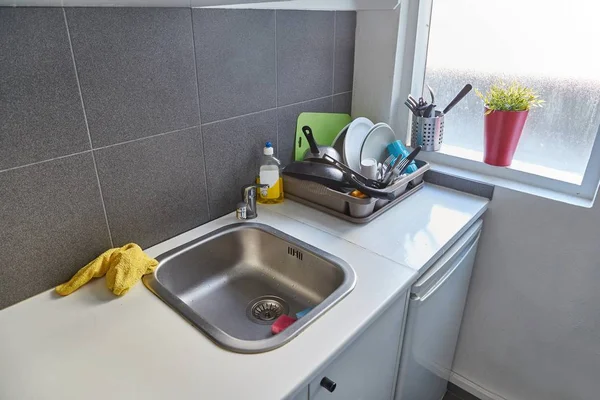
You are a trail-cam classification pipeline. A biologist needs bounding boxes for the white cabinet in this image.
[307,292,408,400]
[395,221,482,400]
[289,387,309,400]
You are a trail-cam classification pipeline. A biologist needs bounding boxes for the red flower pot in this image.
[483,109,529,166]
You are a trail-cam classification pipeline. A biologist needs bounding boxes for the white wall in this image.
[452,186,600,400]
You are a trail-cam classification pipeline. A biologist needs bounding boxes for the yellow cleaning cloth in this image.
[56,243,158,296]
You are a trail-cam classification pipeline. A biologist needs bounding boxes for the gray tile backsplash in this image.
[334,11,356,94]
[0,7,355,309]
[0,8,90,170]
[0,153,112,309]
[94,127,210,248]
[193,9,276,123]
[276,11,335,106]
[333,92,353,114]
[203,110,278,218]
[66,8,199,147]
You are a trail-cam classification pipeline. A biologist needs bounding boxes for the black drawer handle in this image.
[320,377,337,393]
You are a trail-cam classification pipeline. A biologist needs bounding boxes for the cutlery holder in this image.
[411,111,444,151]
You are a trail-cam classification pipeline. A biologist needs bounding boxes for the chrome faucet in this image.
[236,184,269,220]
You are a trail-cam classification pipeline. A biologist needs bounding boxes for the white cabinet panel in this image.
[308,292,408,400]
[288,386,308,400]
[395,221,482,400]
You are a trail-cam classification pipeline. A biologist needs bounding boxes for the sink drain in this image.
[246,295,289,324]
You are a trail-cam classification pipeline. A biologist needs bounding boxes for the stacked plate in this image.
[331,118,397,172]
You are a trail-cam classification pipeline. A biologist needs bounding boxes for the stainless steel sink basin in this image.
[143,223,356,353]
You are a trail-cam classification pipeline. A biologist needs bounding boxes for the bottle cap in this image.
[264,141,274,155]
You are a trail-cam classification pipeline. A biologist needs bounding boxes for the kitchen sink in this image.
[143,222,356,353]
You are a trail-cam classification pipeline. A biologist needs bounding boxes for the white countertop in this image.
[268,184,489,274]
[0,183,488,400]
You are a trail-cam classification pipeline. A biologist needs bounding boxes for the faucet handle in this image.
[241,184,269,200]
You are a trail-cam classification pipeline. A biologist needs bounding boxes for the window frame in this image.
[399,0,600,202]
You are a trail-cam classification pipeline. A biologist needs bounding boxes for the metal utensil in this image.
[382,154,394,170]
[395,145,421,176]
[426,84,435,105]
[442,84,473,115]
[381,151,405,186]
[416,102,429,117]
[407,95,419,108]
[301,125,342,162]
[423,104,436,118]
[404,100,420,117]
[322,154,386,189]
[383,146,422,186]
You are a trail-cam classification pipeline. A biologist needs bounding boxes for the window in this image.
[416,0,600,193]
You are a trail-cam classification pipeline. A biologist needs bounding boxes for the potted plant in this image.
[476,82,544,166]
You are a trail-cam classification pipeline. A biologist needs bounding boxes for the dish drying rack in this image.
[284,160,430,224]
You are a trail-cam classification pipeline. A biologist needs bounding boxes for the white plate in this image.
[344,117,374,171]
[332,122,351,157]
[360,123,396,164]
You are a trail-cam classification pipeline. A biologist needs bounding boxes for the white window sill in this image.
[437,144,584,185]
[417,150,596,208]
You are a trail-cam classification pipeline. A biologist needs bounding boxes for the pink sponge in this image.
[271,315,297,335]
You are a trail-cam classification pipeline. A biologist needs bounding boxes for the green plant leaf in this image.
[476,81,543,112]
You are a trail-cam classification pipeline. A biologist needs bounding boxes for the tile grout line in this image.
[189,8,212,220]
[202,91,352,128]
[274,10,278,110]
[93,125,200,151]
[203,107,278,126]
[0,119,227,175]
[331,90,353,101]
[0,149,93,175]
[332,11,337,104]
[280,90,352,108]
[274,10,279,157]
[63,8,114,248]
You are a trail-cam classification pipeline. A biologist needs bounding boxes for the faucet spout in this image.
[236,184,269,220]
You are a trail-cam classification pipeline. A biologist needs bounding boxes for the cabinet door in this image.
[394,221,482,400]
[308,293,407,400]
[288,387,308,400]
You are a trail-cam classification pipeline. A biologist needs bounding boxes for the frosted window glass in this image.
[424,0,600,184]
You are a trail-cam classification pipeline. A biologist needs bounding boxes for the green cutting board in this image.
[294,112,352,161]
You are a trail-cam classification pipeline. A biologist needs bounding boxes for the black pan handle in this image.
[443,84,472,115]
[396,145,421,176]
[347,175,395,200]
[322,154,386,189]
[302,125,321,155]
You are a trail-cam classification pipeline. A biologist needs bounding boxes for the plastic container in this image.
[257,142,284,204]
[348,196,377,218]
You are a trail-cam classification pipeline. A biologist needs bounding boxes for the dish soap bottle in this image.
[257,142,284,204]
